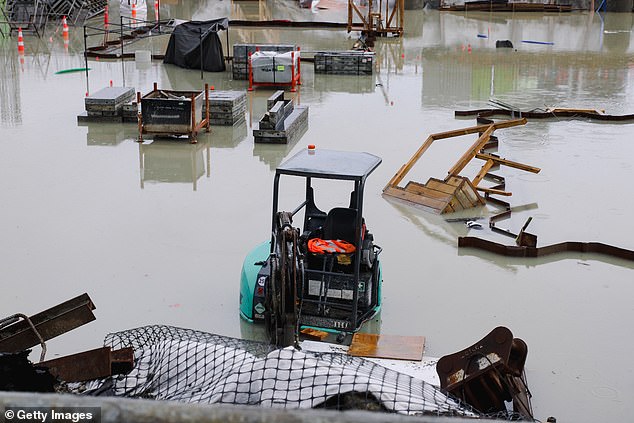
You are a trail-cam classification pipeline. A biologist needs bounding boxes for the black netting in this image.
[74,325,480,417]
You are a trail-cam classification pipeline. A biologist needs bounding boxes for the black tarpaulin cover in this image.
[163,18,229,72]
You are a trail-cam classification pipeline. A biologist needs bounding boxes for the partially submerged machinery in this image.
[240,147,383,346]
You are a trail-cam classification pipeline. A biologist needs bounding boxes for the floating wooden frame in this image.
[383,118,539,214]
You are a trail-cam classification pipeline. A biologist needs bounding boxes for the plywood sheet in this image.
[348,333,426,361]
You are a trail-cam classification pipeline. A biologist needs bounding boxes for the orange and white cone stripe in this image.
[17,27,25,53]
[62,16,69,38]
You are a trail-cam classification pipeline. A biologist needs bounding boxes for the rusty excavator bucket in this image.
[436,326,533,419]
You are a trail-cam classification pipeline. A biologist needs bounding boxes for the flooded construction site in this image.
[1,0,634,422]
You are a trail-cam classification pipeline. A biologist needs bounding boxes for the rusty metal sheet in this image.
[459,237,634,261]
[0,293,96,353]
[348,333,425,361]
[457,107,634,122]
[38,347,134,382]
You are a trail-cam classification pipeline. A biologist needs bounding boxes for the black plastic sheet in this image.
[163,18,229,72]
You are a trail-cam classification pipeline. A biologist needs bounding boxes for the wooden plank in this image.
[348,333,425,361]
[426,178,457,195]
[462,179,485,205]
[475,153,541,174]
[447,194,464,211]
[448,119,527,176]
[404,181,452,200]
[383,187,447,212]
[445,175,465,187]
[477,186,512,196]
[448,125,494,176]
[472,159,495,186]
[548,107,604,115]
[442,202,456,214]
[431,122,495,140]
[385,135,435,189]
[384,119,525,191]
[454,182,477,209]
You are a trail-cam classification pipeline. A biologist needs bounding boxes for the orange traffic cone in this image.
[132,1,137,21]
[17,27,25,54]
[154,0,159,22]
[62,16,69,51]
[62,16,69,39]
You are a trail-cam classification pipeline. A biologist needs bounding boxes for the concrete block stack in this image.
[202,90,247,126]
[254,90,308,144]
[313,51,375,75]
[232,43,296,80]
[122,102,138,123]
[77,86,135,123]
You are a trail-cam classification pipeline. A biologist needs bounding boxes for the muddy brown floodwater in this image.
[1,1,633,421]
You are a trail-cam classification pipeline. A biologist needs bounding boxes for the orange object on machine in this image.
[308,238,356,254]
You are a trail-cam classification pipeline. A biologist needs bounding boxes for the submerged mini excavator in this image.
[240,147,383,346]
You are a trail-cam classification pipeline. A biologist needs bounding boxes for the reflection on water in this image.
[210,120,249,148]
[422,49,631,109]
[0,46,21,127]
[139,139,210,190]
[83,122,138,146]
[313,73,376,93]
[252,123,308,170]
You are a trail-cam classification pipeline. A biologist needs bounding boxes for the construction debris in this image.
[39,346,134,382]
[253,90,308,144]
[456,107,634,122]
[383,118,537,214]
[0,293,96,358]
[314,51,375,75]
[0,294,139,390]
[458,237,634,261]
[77,86,136,124]
[436,326,533,420]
